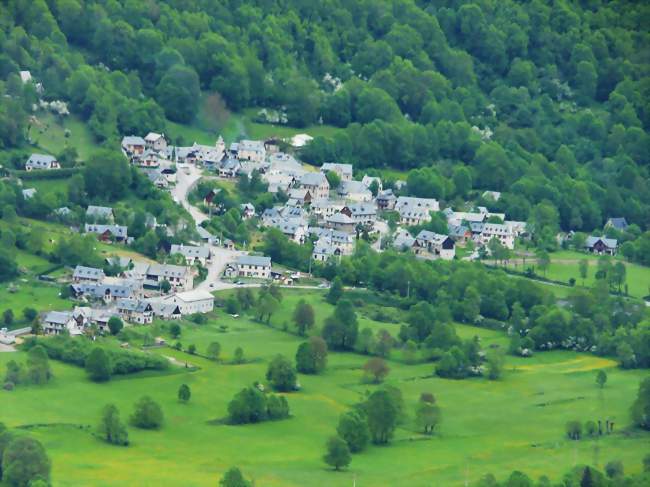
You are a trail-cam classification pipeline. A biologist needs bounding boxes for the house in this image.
[217,158,241,178]
[144,132,167,152]
[137,149,160,168]
[240,203,256,219]
[392,229,415,251]
[72,265,105,284]
[117,298,153,324]
[312,241,343,262]
[299,172,330,200]
[325,212,356,233]
[482,191,501,201]
[70,282,136,303]
[321,163,353,181]
[341,203,377,226]
[42,311,87,335]
[121,136,146,156]
[413,231,455,260]
[144,264,193,291]
[162,290,214,315]
[269,218,307,244]
[310,199,345,219]
[395,197,439,225]
[25,154,60,171]
[376,189,397,210]
[235,255,271,279]
[361,175,382,192]
[22,188,37,200]
[477,223,515,249]
[605,217,629,232]
[585,236,617,255]
[196,225,217,245]
[265,173,296,194]
[84,224,128,243]
[86,205,114,223]
[267,153,305,178]
[237,140,266,163]
[287,188,312,206]
[170,244,212,265]
[447,224,472,245]
[309,227,355,254]
[337,180,372,202]
[147,301,182,320]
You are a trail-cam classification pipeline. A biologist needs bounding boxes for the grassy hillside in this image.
[0,289,646,486]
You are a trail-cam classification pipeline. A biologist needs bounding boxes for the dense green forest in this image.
[0,0,648,237]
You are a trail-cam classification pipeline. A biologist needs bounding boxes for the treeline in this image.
[21,336,169,378]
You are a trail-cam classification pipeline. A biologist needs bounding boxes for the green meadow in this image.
[1,289,647,486]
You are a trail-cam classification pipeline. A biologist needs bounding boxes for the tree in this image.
[207,342,221,361]
[227,386,267,424]
[1,436,50,487]
[98,404,129,446]
[293,300,315,336]
[296,336,328,374]
[536,250,550,277]
[187,344,197,355]
[322,300,358,351]
[160,280,172,294]
[337,410,370,453]
[326,277,343,304]
[631,377,650,430]
[130,396,164,429]
[323,436,351,471]
[22,308,37,322]
[566,420,582,440]
[107,317,123,336]
[604,460,623,479]
[26,345,51,385]
[486,350,504,380]
[416,393,441,434]
[325,171,341,190]
[0,251,19,282]
[169,323,181,339]
[233,347,245,364]
[363,357,390,383]
[365,389,400,444]
[85,347,112,382]
[3,309,14,326]
[596,370,607,389]
[256,293,279,324]
[83,150,132,201]
[178,384,191,403]
[266,355,296,392]
[155,64,200,123]
[579,259,589,286]
[219,467,252,487]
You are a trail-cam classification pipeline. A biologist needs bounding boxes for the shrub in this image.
[130,396,164,429]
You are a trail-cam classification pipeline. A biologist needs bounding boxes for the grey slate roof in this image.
[73,265,105,281]
[86,205,113,219]
[170,244,211,259]
[117,298,151,313]
[300,172,328,187]
[585,236,617,249]
[84,224,128,238]
[26,154,57,169]
[606,217,628,230]
[237,255,271,267]
[43,311,73,324]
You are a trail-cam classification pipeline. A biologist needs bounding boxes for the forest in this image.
[0,0,648,242]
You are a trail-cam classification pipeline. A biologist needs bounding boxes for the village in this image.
[10,130,624,339]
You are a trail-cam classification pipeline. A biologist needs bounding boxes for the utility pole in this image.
[407,280,410,298]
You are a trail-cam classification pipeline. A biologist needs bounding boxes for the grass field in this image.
[506,250,650,299]
[29,112,96,161]
[0,289,646,486]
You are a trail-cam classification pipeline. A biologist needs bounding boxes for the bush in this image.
[130,396,164,429]
[3,381,14,391]
[227,386,290,424]
[566,420,582,440]
[266,355,296,392]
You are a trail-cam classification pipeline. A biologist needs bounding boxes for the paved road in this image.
[172,163,209,224]
[172,162,247,291]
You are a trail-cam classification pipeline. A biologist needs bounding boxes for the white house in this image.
[162,290,214,315]
[395,197,439,226]
[341,203,377,226]
[169,244,212,266]
[144,264,193,291]
[325,212,356,233]
[337,180,372,202]
[42,310,87,335]
[478,223,515,249]
[237,139,266,163]
[321,163,353,181]
[235,255,271,279]
[413,231,455,260]
[300,172,330,200]
[25,154,60,171]
[117,298,154,324]
[72,265,105,284]
[144,132,167,152]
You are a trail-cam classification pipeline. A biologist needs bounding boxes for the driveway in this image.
[172,163,209,224]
